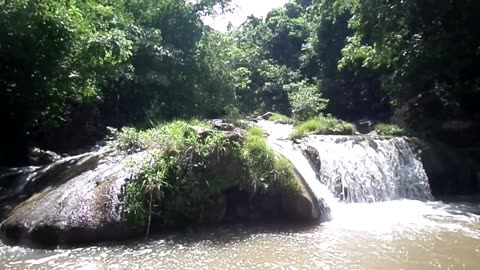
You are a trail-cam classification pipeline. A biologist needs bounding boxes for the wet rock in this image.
[420,142,480,196]
[301,146,321,181]
[0,153,141,248]
[27,148,61,166]
[0,152,104,205]
[281,189,319,221]
[356,119,374,134]
[392,91,480,147]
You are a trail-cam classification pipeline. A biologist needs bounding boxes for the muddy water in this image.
[1,199,479,270]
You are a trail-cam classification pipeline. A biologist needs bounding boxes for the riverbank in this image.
[0,120,322,248]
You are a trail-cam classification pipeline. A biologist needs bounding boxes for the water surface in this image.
[1,199,479,270]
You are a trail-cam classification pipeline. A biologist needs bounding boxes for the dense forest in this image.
[1,0,480,165]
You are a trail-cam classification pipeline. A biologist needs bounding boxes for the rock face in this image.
[0,152,140,247]
[420,142,480,196]
[27,148,61,166]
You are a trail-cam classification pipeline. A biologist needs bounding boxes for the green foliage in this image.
[228,12,309,116]
[241,127,299,191]
[375,123,406,136]
[290,116,357,139]
[0,0,237,162]
[120,122,299,230]
[340,0,480,109]
[284,80,327,121]
[0,0,132,130]
[270,113,294,125]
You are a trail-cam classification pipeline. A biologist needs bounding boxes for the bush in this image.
[290,116,356,139]
[284,80,328,121]
[270,113,294,124]
[375,123,406,136]
[117,122,299,231]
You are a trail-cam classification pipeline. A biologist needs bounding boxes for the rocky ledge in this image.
[0,122,321,248]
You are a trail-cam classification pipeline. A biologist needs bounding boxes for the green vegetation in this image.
[0,0,234,163]
[2,0,480,164]
[291,116,356,139]
[270,113,294,125]
[375,124,407,137]
[118,122,298,230]
[226,0,480,134]
[241,127,299,192]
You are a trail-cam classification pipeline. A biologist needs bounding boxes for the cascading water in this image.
[303,135,433,203]
[257,120,433,209]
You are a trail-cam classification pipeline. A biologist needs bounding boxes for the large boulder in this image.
[27,148,61,166]
[0,125,321,248]
[420,141,480,196]
[0,153,141,247]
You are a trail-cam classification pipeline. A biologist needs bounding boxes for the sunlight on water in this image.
[1,200,479,270]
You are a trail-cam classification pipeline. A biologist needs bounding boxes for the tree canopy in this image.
[1,0,479,164]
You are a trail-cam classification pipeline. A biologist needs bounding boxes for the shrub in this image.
[118,122,299,231]
[290,116,356,139]
[269,113,294,124]
[375,123,406,136]
[284,80,328,121]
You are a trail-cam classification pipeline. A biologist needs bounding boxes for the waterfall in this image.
[303,135,433,203]
[258,120,433,208]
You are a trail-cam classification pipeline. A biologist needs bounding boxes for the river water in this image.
[1,199,479,269]
[1,121,479,269]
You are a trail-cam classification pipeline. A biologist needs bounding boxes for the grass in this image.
[290,116,356,139]
[374,123,406,136]
[241,127,299,192]
[113,121,299,232]
[269,113,294,124]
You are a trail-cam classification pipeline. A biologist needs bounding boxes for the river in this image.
[1,198,479,270]
[1,121,479,269]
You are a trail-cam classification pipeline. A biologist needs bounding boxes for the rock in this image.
[190,126,213,140]
[0,152,104,205]
[209,119,236,131]
[259,112,274,120]
[200,195,227,224]
[0,124,320,248]
[281,190,319,221]
[223,131,245,143]
[301,145,322,182]
[420,142,480,196]
[27,148,61,166]
[0,153,141,248]
[356,119,374,134]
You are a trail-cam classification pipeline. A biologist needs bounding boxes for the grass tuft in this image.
[374,123,406,136]
[290,116,356,139]
[269,113,294,124]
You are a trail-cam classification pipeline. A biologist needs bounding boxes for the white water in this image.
[304,135,433,203]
